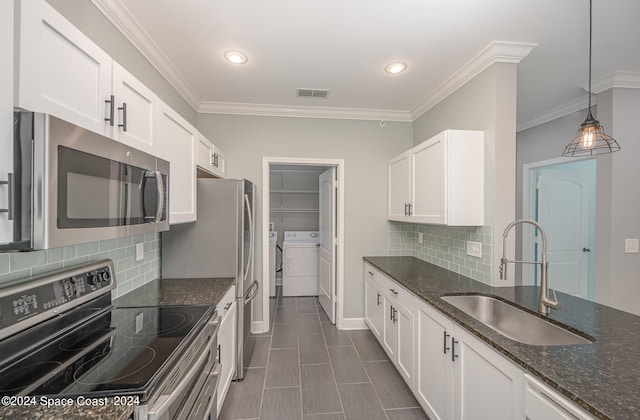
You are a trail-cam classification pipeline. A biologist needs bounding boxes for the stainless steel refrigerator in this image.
[161,178,257,380]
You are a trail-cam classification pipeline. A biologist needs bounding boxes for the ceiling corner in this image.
[90,0,202,110]
[410,41,538,121]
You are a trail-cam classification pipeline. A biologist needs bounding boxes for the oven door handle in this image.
[147,346,211,420]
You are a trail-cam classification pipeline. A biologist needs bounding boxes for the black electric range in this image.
[0,260,219,419]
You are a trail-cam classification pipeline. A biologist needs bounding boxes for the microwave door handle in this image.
[243,193,254,284]
[154,171,165,223]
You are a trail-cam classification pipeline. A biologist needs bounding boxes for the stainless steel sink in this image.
[440,294,593,346]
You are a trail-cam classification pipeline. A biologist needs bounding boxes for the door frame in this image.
[522,156,594,287]
[262,157,345,330]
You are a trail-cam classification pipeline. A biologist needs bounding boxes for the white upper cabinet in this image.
[157,101,197,224]
[388,130,485,226]
[110,62,159,155]
[196,133,226,179]
[16,1,159,154]
[16,0,112,135]
[0,0,14,245]
[388,150,412,222]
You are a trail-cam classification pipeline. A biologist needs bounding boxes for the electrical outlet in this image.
[418,232,424,244]
[625,238,639,254]
[466,241,482,258]
[136,243,144,261]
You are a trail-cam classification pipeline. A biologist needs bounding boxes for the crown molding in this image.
[91,0,201,110]
[199,101,413,122]
[583,71,640,94]
[516,95,590,132]
[410,41,537,121]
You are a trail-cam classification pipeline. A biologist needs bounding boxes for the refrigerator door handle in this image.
[243,193,254,284]
[245,280,259,304]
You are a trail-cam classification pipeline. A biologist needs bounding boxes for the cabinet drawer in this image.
[364,263,384,287]
[524,375,595,420]
[218,285,236,320]
[382,276,416,310]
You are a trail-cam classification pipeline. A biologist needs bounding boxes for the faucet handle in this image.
[549,288,563,310]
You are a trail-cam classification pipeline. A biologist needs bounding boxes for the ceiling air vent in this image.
[296,88,330,98]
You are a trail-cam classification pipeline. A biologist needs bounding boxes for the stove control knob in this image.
[88,274,100,285]
[101,270,111,282]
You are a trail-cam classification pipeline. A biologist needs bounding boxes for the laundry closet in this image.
[269,165,330,298]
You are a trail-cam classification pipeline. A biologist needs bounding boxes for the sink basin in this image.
[440,294,593,346]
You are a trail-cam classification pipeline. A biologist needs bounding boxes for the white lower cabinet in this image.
[364,277,384,340]
[416,300,523,420]
[524,374,595,420]
[364,263,416,389]
[217,286,237,416]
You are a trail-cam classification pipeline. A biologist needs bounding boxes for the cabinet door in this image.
[382,296,398,359]
[217,300,237,415]
[417,302,454,420]
[396,303,415,389]
[412,132,447,224]
[365,279,384,340]
[524,374,595,420]
[453,326,523,420]
[211,146,226,178]
[157,102,197,224]
[0,0,14,245]
[388,150,412,221]
[111,62,158,154]
[196,133,215,175]
[16,0,112,135]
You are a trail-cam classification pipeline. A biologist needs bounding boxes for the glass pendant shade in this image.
[562,110,621,156]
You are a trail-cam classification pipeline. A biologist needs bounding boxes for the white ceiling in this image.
[93,0,640,129]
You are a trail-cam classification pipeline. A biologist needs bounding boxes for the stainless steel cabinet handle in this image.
[118,102,127,131]
[105,95,115,126]
[224,302,233,310]
[389,288,398,295]
[0,174,13,220]
[368,271,374,276]
[583,247,591,252]
[408,203,413,216]
[443,331,450,354]
[213,152,219,168]
[404,203,408,216]
[390,304,393,321]
[217,344,221,365]
[376,292,381,306]
[451,337,459,362]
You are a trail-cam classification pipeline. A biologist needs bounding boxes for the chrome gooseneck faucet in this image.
[499,219,561,316]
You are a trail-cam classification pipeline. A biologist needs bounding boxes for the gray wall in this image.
[197,114,413,320]
[410,62,519,286]
[516,88,640,316]
[45,0,197,125]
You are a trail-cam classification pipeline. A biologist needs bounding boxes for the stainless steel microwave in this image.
[0,112,169,251]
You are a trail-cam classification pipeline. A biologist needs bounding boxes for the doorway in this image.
[262,157,345,331]
[523,157,596,299]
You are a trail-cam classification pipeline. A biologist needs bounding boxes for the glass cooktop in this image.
[0,305,213,400]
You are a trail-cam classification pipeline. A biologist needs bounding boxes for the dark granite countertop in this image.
[113,277,235,307]
[364,256,640,420]
[0,277,235,420]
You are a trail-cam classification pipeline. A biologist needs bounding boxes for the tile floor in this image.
[219,290,429,420]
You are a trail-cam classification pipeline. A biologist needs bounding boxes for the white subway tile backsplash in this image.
[0,234,161,298]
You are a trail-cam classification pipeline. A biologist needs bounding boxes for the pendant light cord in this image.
[588,0,593,110]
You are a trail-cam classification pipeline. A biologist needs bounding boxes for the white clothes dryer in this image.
[282,231,320,296]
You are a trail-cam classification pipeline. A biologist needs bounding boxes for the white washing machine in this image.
[282,231,320,297]
[269,231,278,297]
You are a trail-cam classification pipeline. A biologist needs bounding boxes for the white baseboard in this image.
[340,317,368,330]
[251,320,265,334]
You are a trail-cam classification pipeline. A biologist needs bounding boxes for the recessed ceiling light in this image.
[385,62,407,74]
[224,50,248,64]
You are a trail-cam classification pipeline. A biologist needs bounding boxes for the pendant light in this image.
[562,0,620,157]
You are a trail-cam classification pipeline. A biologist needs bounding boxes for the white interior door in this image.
[535,160,595,299]
[319,167,336,323]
